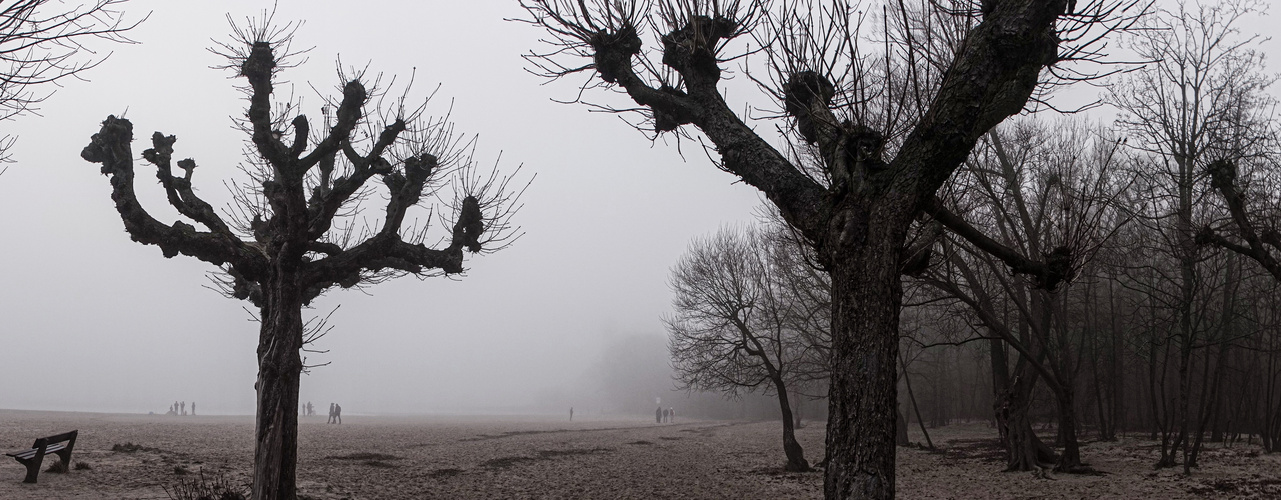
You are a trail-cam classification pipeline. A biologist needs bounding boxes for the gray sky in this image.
[1,0,1278,416]
[0,0,760,415]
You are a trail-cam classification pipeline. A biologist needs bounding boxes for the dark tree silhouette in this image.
[520,1,1137,497]
[0,0,139,161]
[666,225,816,471]
[922,119,1129,472]
[79,17,521,500]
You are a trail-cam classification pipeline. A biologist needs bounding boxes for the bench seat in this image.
[5,442,67,461]
[6,430,76,483]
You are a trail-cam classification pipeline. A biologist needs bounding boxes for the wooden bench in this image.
[5,430,77,483]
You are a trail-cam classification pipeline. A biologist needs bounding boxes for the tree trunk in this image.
[995,375,1056,471]
[896,406,910,447]
[1053,386,1084,472]
[252,271,305,500]
[773,375,810,471]
[823,210,906,499]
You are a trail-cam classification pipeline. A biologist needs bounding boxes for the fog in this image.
[4,0,1279,419]
[0,0,761,415]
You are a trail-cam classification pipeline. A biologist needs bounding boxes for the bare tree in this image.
[0,0,139,162]
[520,0,1138,496]
[922,118,1129,472]
[1109,0,1272,472]
[667,224,816,471]
[79,15,522,500]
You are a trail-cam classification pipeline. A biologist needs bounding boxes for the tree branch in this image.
[81,115,266,276]
[925,195,1073,290]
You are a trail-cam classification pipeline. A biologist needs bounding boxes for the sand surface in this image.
[0,410,1278,499]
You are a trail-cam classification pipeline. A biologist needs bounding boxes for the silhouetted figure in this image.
[306,402,314,416]
[669,407,674,423]
[167,404,176,416]
[180,401,186,416]
[191,402,196,416]
[328,403,335,424]
[570,407,574,421]
[334,404,342,424]
[656,406,662,423]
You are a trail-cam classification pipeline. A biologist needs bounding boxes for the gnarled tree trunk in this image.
[252,271,306,500]
[996,373,1056,471]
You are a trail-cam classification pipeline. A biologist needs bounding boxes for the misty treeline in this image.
[569,332,828,422]
[659,0,1281,484]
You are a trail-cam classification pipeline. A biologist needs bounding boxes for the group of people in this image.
[300,401,343,423]
[656,406,675,423]
[166,401,194,416]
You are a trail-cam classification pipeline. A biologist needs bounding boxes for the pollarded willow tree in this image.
[79,18,521,500]
[520,0,1139,497]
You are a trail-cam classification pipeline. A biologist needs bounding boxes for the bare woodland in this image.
[650,0,1281,497]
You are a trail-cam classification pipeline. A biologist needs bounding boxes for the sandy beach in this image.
[1,410,1278,499]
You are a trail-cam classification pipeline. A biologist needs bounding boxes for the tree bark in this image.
[824,217,908,499]
[252,271,305,500]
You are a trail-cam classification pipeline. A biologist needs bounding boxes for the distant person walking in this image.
[180,401,186,416]
[328,403,335,424]
[668,407,674,423]
[656,406,662,424]
[570,407,574,421]
[334,404,342,425]
[191,402,196,416]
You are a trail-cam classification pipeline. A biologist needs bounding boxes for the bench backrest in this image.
[31,430,77,450]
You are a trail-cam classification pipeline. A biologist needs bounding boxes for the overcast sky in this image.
[1,0,1277,416]
[0,0,763,415]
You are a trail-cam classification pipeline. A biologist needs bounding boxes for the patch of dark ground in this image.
[1187,475,1281,497]
[941,437,1007,463]
[481,447,615,469]
[751,466,822,481]
[111,442,158,453]
[325,452,401,461]
[458,425,660,442]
